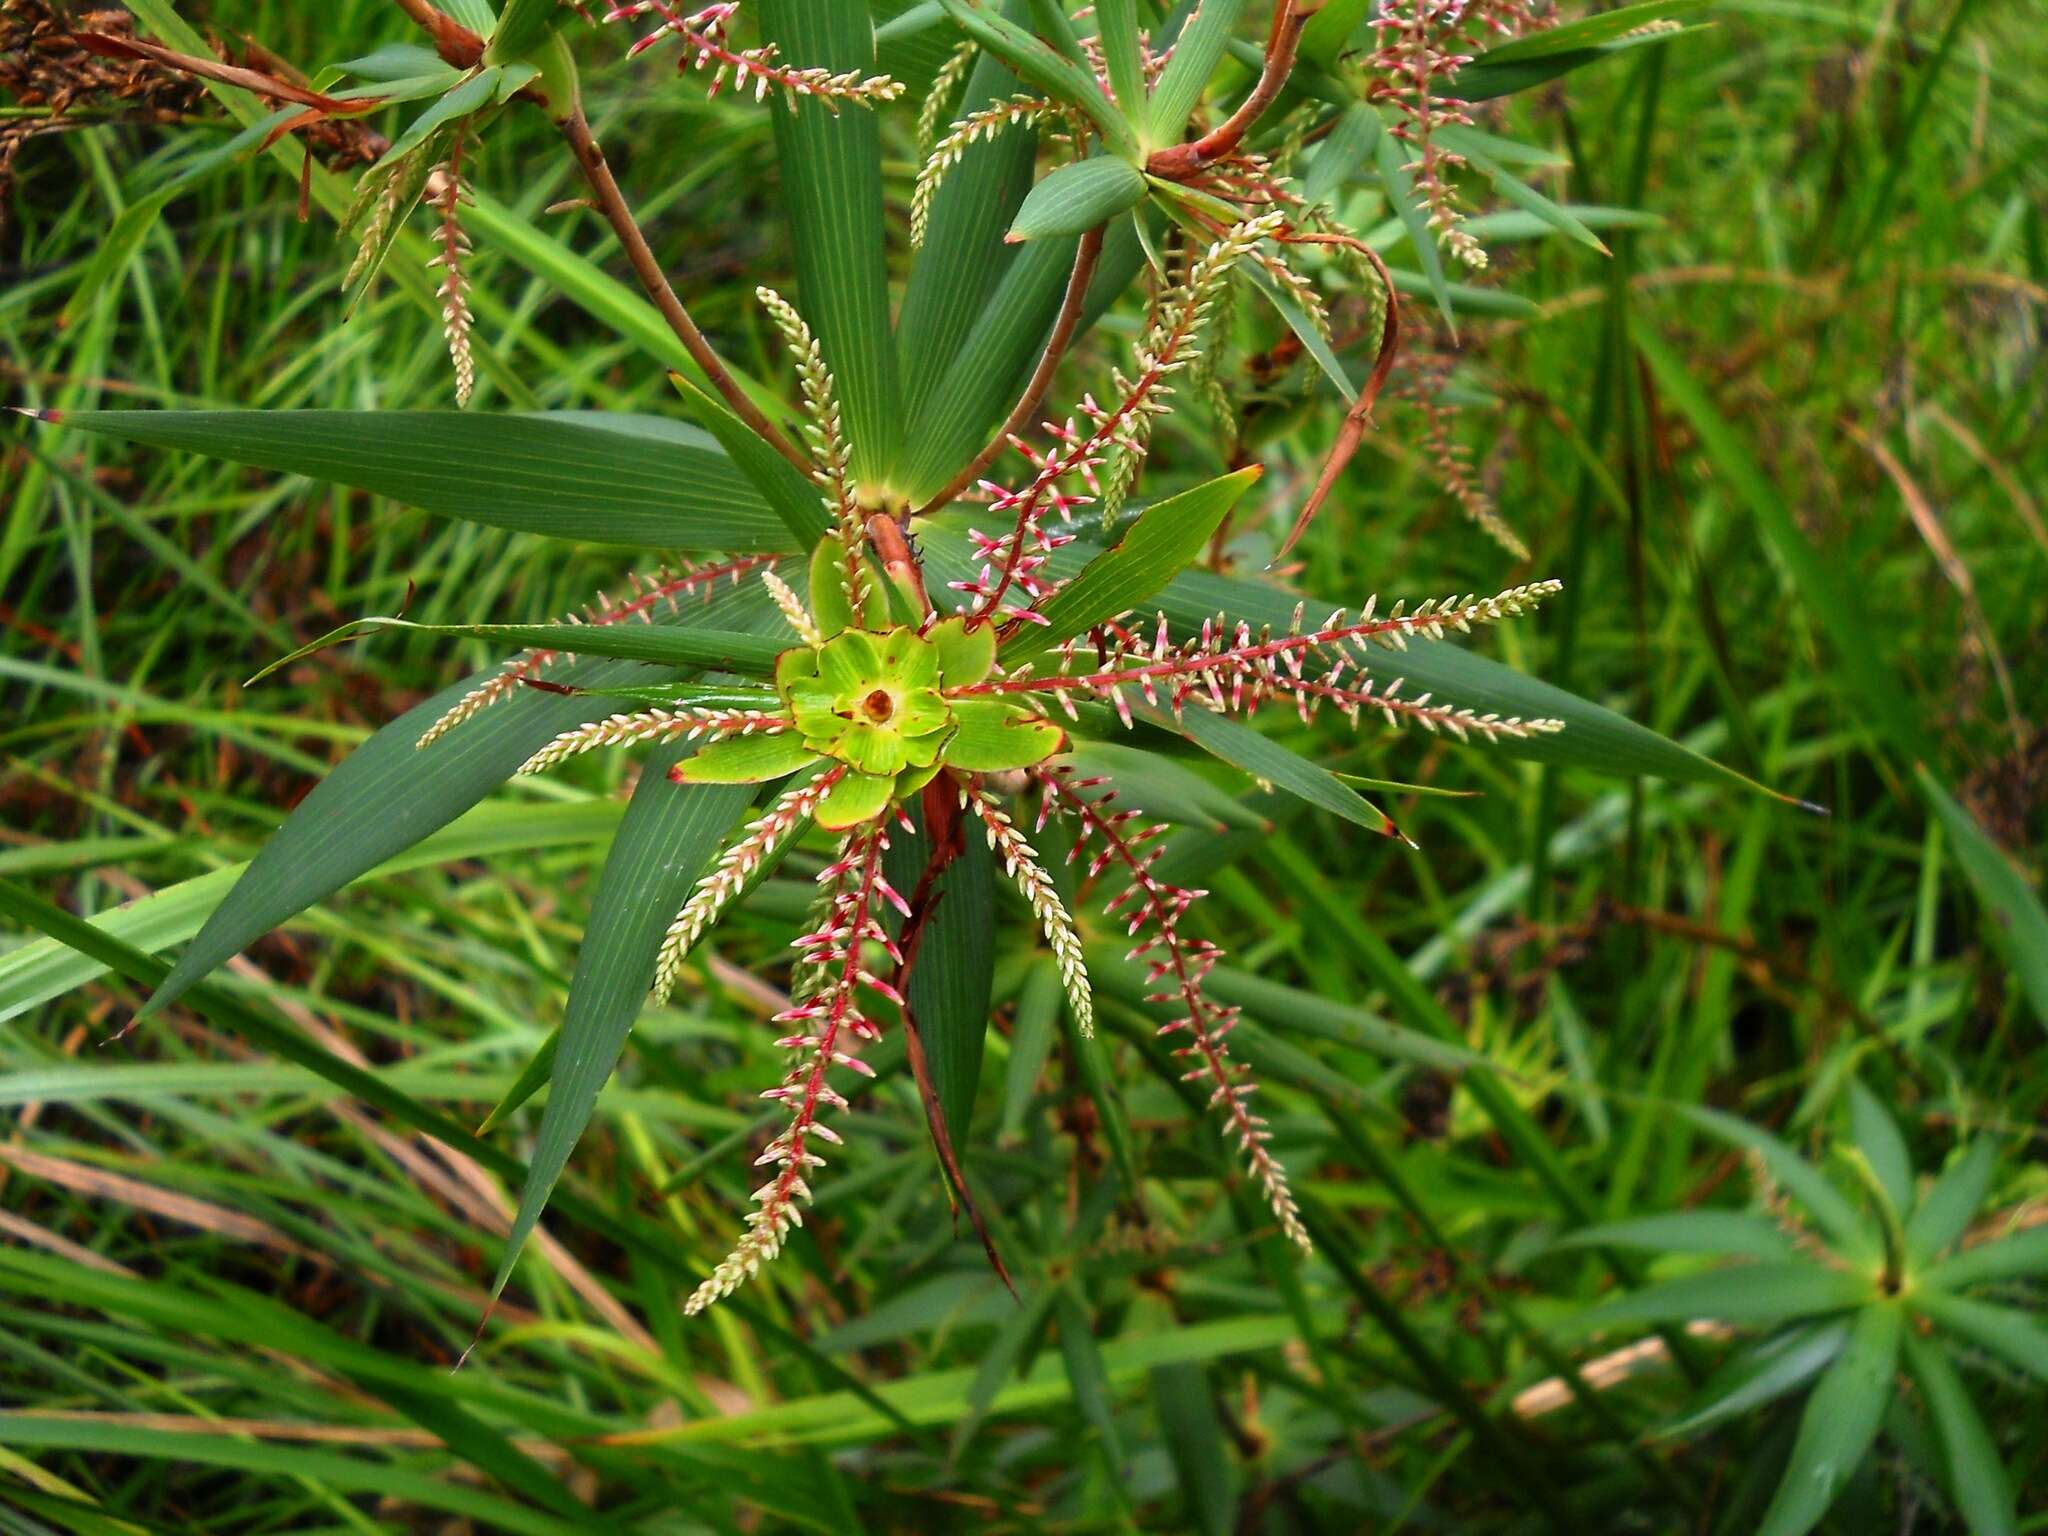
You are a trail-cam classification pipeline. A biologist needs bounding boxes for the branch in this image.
[1145,0,1317,179]
[915,223,1106,516]
[558,106,809,472]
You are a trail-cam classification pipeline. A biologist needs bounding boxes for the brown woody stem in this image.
[559,107,809,471]
[916,224,1107,516]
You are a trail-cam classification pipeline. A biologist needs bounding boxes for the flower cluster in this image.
[608,1,904,111]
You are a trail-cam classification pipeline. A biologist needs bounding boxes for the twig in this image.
[390,0,486,68]
[1146,0,1318,179]
[917,224,1107,515]
[558,105,808,471]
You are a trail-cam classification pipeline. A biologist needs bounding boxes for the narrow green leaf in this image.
[1009,157,1149,241]
[671,376,832,547]
[1466,149,1610,255]
[1175,708,1401,841]
[139,570,784,1017]
[1913,1293,2048,1383]
[1148,0,1248,140]
[1300,100,1376,209]
[1056,1287,1125,1469]
[1477,0,1712,62]
[491,744,754,1302]
[383,67,502,165]
[1906,1141,2000,1264]
[887,806,997,1141]
[1371,110,1456,330]
[33,410,792,551]
[937,0,1135,156]
[1571,1264,1872,1335]
[1846,1079,1916,1222]
[1093,0,1147,137]
[1056,742,1271,832]
[1923,1229,2048,1293]
[758,0,903,485]
[1547,1211,1800,1262]
[1676,1104,1880,1264]
[1458,22,1701,101]
[1918,765,2048,1037]
[1757,1303,1902,1536]
[1656,1321,1851,1442]
[253,617,784,684]
[1014,467,1260,651]
[1149,1363,1235,1536]
[951,1285,1053,1459]
[1902,1329,2020,1536]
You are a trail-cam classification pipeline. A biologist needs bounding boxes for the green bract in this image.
[672,581,1064,829]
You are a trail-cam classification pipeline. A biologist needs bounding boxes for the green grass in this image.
[4,1,2046,1531]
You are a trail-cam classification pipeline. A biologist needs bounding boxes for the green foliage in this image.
[4,0,2044,1531]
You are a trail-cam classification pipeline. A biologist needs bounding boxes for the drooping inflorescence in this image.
[426,137,476,407]
[609,2,903,111]
[414,556,773,750]
[683,819,906,1315]
[912,95,1070,248]
[1034,765,1310,1251]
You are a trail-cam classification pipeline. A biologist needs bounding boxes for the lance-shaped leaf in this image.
[1656,1321,1851,1442]
[898,20,1042,425]
[1569,1264,1873,1335]
[1370,111,1456,330]
[489,744,755,1306]
[1546,1211,1802,1263]
[1918,765,2048,1037]
[26,410,793,551]
[1906,1140,1999,1264]
[1013,467,1260,654]
[671,375,832,547]
[1758,1303,1902,1536]
[1147,0,1248,141]
[1009,156,1149,242]
[757,0,902,487]
[937,0,1135,157]
[1176,709,1403,843]
[1464,148,1611,256]
[140,569,788,1018]
[255,617,785,681]
[1092,0,1146,137]
[1457,2,1709,100]
[1902,1329,2020,1536]
[886,808,996,1142]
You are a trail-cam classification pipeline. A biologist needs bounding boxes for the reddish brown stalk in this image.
[866,511,932,614]
[66,31,374,115]
[1278,241,1402,557]
[390,0,487,69]
[916,224,1108,516]
[1145,0,1319,180]
[558,105,809,472]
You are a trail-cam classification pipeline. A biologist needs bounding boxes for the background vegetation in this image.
[3,0,2044,1530]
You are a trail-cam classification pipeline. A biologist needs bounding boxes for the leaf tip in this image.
[8,405,60,423]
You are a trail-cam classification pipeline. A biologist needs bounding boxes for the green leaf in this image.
[253,617,785,684]
[1918,765,2048,1037]
[937,0,1134,157]
[1656,1321,1851,1442]
[675,733,820,784]
[139,570,784,1017]
[757,0,902,486]
[1907,1141,2000,1264]
[486,0,572,61]
[1056,1287,1125,1469]
[1015,467,1260,652]
[491,744,754,1303]
[1902,1329,2020,1536]
[1913,1293,2048,1383]
[1847,1079,1916,1221]
[817,770,896,827]
[1546,1211,1801,1262]
[1149,1364,1235,1536]
[1370,110,1455,331]
[1009,157,1149,241]
[1674,1104,1881,1264]
[888,807,996,1141]
[1175,708,1401,841]
[1757,1303,1902,1536]
[1923,1229,2048,1293]
[898,31,1042,427]
[946,700,1067,770]
[920,518,1783,794]
[1458,15,1704,101]
[33,410,793,551]
[1300,100,1377,209]
[383,67,502,164]
[1476,0,1713,62]
[951,1284,1053,1459]
[1148,0,1249,141]
[1465,149,1611,256]
[1571,1264,1873,1335]
[1093,0,1147,137]
[1056,742,1271,832]
[671,376,832,547]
